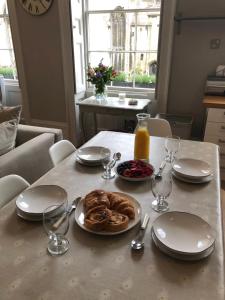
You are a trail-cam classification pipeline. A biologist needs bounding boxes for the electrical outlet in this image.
[210,38,221,49]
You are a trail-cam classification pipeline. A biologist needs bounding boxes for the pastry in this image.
[84,189,110,212]
[83,190,136,232]
[105,211,129,232]
[107,192,135,219]
[84,205,112,231]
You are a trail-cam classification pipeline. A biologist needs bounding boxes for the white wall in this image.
[167,0,225,138]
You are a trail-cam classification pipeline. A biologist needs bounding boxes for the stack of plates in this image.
[16,185,67,221]
[151,211,216,261]
[172,158,213,184]
[76,146,110,166]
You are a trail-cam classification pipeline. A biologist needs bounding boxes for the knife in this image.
[52,196,81,230]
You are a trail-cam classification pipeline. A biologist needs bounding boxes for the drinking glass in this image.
[43,202,69,255]
[151,171,172,212]
[165,135,180,163]
[100,148,115,179]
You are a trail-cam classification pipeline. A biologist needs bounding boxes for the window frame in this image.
[83,2,161,97]
[0,2,18,82]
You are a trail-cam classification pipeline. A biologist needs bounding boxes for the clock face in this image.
[19,0,53,16]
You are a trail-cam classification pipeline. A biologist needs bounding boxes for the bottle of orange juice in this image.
[134,113,150,161]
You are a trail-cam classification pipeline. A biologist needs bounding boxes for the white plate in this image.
[116,161,154,182]
[16,185,67,215]
[152,211,216,255]
[77,146,110,163]
[172,158,211,179]
[16,209,42,221]
[172,170,213,184]
[151,230,214,261]
[74,192,142,235]
[76,156,102,166]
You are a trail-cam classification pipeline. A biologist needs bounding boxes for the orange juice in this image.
[134,127,150,161]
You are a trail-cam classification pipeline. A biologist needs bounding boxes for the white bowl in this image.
[172,158,211,179]
[152,211,216,255]
[16,185,67,215]
[116,160,154,182]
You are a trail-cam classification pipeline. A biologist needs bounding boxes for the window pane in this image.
[88,0,161,11]
[136,12,160,51]
[0,0,8,14]
[0,50,17,79]
[0,16,13,49]
[0,0,17,79]
[88,52,111,68]
[88,14,111,51]
[134,52,156,89]
[112,52,134,87]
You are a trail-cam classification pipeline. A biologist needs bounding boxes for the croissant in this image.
[107,192,135,219]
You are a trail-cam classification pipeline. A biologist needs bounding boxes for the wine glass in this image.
[151,171,172,212]
[165,135,180,163]
[100,148,115,179]
[43,202,69,255]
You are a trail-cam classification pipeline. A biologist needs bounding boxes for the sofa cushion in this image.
[0,119,18,155]
[0,105,22,123]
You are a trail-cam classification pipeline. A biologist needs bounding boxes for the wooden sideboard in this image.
[203,95,225,180]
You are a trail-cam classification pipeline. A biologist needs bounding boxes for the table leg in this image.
[80,111,87,142]
[93,113,98,134]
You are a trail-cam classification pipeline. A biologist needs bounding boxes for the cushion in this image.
[0,119,18,155]
[0,105,22,123]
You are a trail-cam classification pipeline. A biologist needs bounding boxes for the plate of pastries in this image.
[75,189,142,235]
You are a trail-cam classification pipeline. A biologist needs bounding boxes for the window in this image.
[0,0,17,80]
[84,0,161,91]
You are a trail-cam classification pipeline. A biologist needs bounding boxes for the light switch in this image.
[210,39,221,49]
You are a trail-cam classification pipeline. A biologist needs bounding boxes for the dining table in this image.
[0,131,224,300]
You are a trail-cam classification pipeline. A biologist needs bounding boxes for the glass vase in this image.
[94,85,107,100]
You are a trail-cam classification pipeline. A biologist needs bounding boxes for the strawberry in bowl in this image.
[116,160,154,181]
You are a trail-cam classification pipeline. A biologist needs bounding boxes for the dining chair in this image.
[134,118,172,138]
[0,174,30,209]
[49,139,76,166]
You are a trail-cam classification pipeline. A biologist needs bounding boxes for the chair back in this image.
[49,139,76,166]
[135,118,172,138]
[0,174,30,208]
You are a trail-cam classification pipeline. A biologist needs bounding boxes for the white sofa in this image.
[0,124,63,183]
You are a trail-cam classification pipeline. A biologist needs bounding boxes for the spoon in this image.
[131,214,150,250]
[108,152,121,169]
[52,196,82,230]
[154,161,166,180]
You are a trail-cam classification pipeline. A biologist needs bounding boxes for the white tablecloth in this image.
[0,131,224,300]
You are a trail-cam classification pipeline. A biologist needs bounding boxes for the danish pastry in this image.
[105,211,129,232]
[84,190,110,212]
[84,205,112,231]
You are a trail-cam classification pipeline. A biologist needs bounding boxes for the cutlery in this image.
[52,196,81,230]
[108,152,121,169]
[155,161,166,179]
[131,214,150,250]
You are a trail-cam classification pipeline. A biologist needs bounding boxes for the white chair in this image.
[0,174,30,209]
[135,118,172,138]
[49,139,76,166]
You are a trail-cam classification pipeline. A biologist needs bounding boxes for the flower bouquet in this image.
[87,59,117,99]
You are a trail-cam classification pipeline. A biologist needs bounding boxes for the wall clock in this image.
[19,0,53,16]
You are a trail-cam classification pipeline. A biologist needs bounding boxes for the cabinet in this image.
[203,96,225,180]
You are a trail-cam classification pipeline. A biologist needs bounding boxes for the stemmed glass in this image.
[165,135,180,163]
[100,148,115,179]
[151,171,172,212]
[43,202,70,255]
